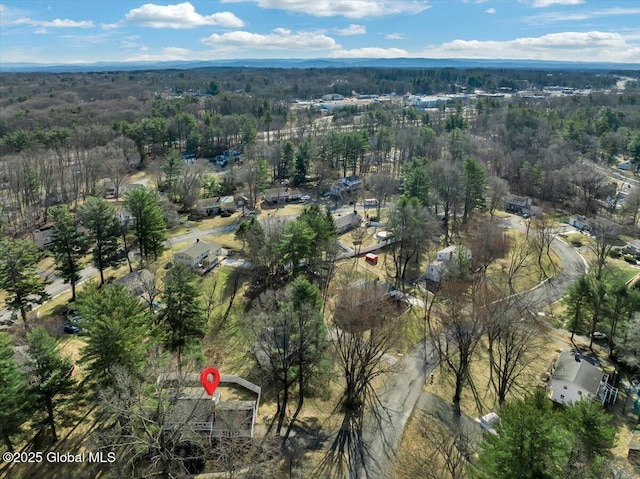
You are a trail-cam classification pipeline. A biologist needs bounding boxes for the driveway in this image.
[356,215,588,478]
[357,341,438,479]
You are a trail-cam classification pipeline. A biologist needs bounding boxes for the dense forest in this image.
[1,66,640,479]
[1,67,639,235]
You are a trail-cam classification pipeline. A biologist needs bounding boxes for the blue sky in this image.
[1,0,639,64]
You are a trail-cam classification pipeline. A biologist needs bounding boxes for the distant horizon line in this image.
[1,57,638,73]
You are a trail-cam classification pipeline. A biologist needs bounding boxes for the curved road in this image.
[357,215,588,479]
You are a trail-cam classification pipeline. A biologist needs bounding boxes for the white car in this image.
[592,332,607,340]
[301,195,311,202]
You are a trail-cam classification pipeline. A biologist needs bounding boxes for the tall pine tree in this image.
[50,205,89,301]
[79,197,121,285]
[124,187,166,266]
[0,238,49,322]
[26,329,75,444]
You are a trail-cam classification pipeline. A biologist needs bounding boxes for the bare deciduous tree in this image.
[587,217,620,281]
[530,213,559,280]
[482,298,541,405]
[427,279,484,416]
[315,277,405,479]
[399,413,472,479]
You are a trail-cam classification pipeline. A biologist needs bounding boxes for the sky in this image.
[0,0,639,64]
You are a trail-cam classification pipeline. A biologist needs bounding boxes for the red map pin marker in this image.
[200,367,221,396]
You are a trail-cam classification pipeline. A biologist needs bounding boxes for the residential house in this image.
[505,195,533,215]
[328,183,348,198]
[547,351,617,406]
[568,215,592,231]
[196,197,222,216]
[116,208,135,226]
[173,240,222,271]
[321,93,344,101]
[425,245,472,283]
[339,175,363,190]
[627,239,640,254]
[116,269,155,298]
[618,160,638,172]
[196,196,236,217]
[33,227,55,250]
[103,179,117,198]
[263,188,301,205]
[161,372,261,439]
[332,211,361,234]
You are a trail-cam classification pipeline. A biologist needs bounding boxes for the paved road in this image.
[0,222,242,323]
[356,215,588,479]
[358,342,438,479]
[501,216,588,311]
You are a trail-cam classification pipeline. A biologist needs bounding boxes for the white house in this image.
[547,351,612,405]
[426,245,472,283]
[173,240,222,271]
[332,211,361,234]
[339,175,362,190]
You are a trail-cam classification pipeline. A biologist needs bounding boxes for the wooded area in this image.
[1,66,640,478]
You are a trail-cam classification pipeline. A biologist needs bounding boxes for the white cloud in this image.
[334,24,366,36]
[124,2,244,29]
[421,31,640,63]
[101,23,120,30]
[528,7,640,24]
[13,18,94,28]
[531,0,584,7]
[485,8,496,14]
[331,47,408,58]
[201,28,339,51]
[125,46,197,62]
[385,33,407,40]
[220,0,430,18]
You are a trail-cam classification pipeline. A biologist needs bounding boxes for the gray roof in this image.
[552,351,604,396]
[177,240,215,259]
[116,269,154,296]
[506,195,530,205]
[333,211,360,230]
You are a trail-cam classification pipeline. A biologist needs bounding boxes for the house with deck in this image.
[547,351,617,406]
[174,240,222,272]
[161,372,261,439]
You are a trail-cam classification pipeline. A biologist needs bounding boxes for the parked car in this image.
[301,195,311,202]
[63,323,80,334]
[592,331,607,340]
